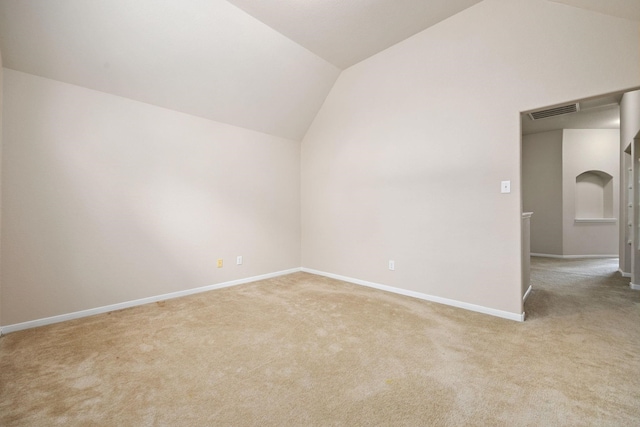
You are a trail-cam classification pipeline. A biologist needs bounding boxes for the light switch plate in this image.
[501,180,511,194]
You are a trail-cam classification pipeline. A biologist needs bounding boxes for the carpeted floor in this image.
[1,257,639,426]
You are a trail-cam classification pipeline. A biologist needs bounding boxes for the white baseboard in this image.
[618,269,632,278]
[523,285,533,302]
[0,268,302,335]
[301,268,524,322]
[531,253,618,259]
[630,283,640,291]
[531,253,565,259]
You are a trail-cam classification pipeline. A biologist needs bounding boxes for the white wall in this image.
[522,130,563,255]
[1,69,301,326]
[562,129,619,256]
[301,0,640,317]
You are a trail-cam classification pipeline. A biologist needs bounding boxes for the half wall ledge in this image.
[574,218,617,223]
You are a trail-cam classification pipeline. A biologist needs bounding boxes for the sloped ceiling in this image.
[225,0,483,69]
[0,0,341,140]
[0,0,482,140]
[549,0,640,21]
[1,1,637,140]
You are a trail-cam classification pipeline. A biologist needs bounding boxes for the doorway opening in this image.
[520,87,640,317]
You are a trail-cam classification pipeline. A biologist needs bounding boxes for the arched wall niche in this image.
[575,170,614,219]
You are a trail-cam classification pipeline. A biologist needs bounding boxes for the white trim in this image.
[574,218,617,223]
[618,269,632,278]
[531,253,618,259]
[530,253,568,259]
[630,283,640,291]
[523,285,533,302]
[301,268,524,322]
[0,268,301,334]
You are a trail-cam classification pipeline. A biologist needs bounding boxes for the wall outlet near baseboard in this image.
[388,260,395,271]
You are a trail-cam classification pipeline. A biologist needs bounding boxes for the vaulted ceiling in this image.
[549,0,640,21]
[225,0,484,69]
[0,0,341,140]
[1,0,639,140]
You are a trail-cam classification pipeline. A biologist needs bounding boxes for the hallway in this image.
[525,256,635,320]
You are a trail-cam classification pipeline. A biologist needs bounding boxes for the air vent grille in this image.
[528,103,580,120]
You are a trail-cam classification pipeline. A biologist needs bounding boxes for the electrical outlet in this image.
[389,260,395,271]
[237,255,243,265]
[217,259,223,268]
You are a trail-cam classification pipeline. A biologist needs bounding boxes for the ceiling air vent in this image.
[528,103,580,120]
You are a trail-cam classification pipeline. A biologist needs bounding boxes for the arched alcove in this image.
[575,170,614,219]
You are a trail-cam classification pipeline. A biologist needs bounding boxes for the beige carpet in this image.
[1,258,639,426]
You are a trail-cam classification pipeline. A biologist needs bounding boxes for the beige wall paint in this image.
[522,131,563,255]
[524,129,620,257]
[562,129,620,256]
[1,69,301,326]
[301,0,640,316]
